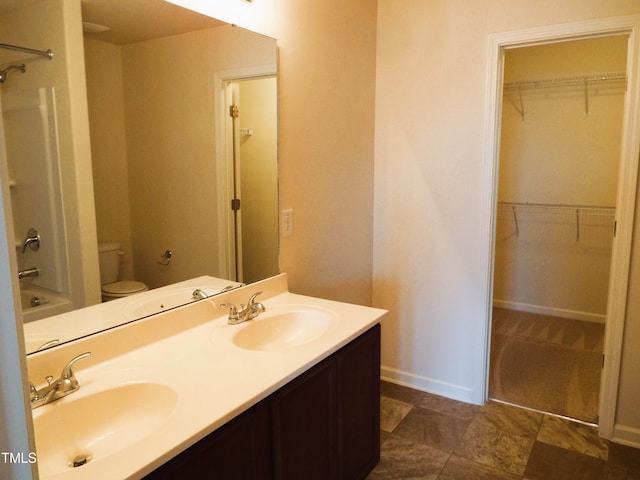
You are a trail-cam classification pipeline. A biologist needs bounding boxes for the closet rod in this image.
[0,43,53,59]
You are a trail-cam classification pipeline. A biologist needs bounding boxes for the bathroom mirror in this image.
[0,0,279,353]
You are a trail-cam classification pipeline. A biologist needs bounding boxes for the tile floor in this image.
[368,381,640,479]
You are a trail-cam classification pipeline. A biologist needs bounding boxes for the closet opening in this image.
[488,35,629,425]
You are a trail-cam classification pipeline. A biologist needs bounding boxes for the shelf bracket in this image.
[584,80,589,117]
[512,206,519,237]
[517,86,525,120]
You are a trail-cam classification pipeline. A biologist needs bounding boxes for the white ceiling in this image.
[1,0,226,45]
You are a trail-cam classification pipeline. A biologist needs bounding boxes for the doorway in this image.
[480,15,640,439]
[222,76,278,284]
[488,37,628,424]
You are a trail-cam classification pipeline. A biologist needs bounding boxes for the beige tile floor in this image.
[368,381,640,479]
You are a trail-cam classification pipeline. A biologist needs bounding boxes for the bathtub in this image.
[20,285,72,324]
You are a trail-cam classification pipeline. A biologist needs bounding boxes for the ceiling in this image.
[81,0,226,45]
[0,0,226,45]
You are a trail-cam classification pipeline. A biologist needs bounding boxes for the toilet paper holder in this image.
[157,250,172,266]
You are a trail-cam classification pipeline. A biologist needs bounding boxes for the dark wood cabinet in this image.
[146,324,380,480]
[337,324,381,479]
[271,356,338,479]
[145,399,272,480]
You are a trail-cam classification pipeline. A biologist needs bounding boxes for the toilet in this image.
[98,242,148,301]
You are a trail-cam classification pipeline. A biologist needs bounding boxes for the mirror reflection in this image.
[0,0,278,354]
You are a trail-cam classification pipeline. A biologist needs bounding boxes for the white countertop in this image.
[27,274,386,479]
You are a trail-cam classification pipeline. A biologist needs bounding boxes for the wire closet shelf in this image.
[503,71,626,119]
[503,71,626,90]
[497,201,616,241]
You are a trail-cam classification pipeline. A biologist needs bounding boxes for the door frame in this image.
[214,64,277,281]
[478,15,640,438]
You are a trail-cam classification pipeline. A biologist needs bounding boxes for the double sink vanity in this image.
[25,273,386,479]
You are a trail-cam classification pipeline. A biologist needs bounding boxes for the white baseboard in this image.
[380,365,477,405]
[612,424,640,449]
[493,299,605,324]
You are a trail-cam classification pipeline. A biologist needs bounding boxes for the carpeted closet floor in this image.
[489,308,604,424]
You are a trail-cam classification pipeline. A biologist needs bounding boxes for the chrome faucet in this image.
[18,267,39,279]
[21,228,40,253]
[30,352,91,409]
[221,291,266,325]
[192,289,208,300]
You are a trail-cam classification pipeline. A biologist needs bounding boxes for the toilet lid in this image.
[102,280,147,296]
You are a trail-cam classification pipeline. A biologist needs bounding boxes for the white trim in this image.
[214,64,277,281]
[479,15,640,437]
[492,300,606,324]
[381,366,474,404]
[612,424,640,449]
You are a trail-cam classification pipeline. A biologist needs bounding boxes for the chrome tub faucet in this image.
[192,289,208,300]
[18,267,39,279]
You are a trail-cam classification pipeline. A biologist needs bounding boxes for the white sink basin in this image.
[231,305,336,351]
[24,333,63,353]
[124,286,226,319]
[33,382,177,477]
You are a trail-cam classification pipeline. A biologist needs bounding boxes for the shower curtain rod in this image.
[0,42,53,60]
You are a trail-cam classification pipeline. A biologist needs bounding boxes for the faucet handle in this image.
[21,228,40,253]
[58,352,91,393]
[61,352,91,379]
[29,383,38,402]
[221,303,238,315]
[248,291,263,305]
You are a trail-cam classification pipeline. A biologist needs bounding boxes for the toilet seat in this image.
[101,280,148,298]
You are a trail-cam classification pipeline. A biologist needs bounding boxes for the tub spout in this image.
[18,267,39,279]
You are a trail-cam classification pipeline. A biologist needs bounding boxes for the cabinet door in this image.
[337,324,381,480]
[145,399,272,480]
[271,358,338,480]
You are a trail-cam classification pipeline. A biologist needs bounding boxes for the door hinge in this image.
[231,198,241,211]
[613,220,617,238]
[229,105,239,118]
[602,353,605,368]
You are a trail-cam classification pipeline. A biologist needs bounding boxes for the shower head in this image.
[0,64,26,84]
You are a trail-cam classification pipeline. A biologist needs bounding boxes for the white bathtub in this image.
[20,286,72,324]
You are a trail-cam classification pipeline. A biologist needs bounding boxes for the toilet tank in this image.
[98,243,122,285]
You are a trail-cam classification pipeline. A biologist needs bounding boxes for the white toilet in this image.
[98,242,149,301]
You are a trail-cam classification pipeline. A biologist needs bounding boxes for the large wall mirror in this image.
[0,0,278,354]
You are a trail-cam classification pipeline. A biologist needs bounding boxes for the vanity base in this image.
[145,324,380,480]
